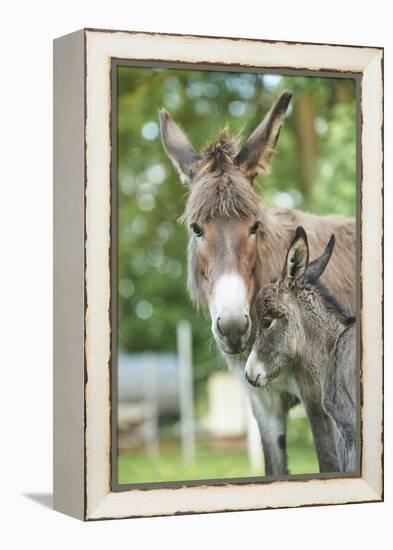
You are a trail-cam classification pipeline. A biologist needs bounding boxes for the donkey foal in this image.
[245,227,357,472]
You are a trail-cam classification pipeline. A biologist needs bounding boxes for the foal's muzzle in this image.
[245,349,269,387]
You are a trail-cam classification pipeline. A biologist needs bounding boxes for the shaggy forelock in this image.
[181,131,262,224]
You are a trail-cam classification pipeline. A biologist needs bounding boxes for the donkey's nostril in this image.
[216,316,224,337]
[243,314,250,335]
[237,314,250,336]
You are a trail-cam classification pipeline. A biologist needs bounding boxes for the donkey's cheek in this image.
[195,248,209,281]
[247,278,256,303]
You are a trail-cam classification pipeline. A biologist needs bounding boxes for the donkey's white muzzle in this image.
[245,349,269,387]
[209,273,251,354]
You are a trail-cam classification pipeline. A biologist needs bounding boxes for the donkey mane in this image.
[312,281,356,327]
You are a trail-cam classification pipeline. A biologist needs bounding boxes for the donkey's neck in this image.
[255,207,294,289]
[300,307,349,381]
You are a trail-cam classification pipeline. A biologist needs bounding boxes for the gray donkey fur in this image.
[245,227,357,472]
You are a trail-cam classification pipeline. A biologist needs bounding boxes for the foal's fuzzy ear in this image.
[282,226,309,286]
[235,91,292,180]
[159,110,202,184]
[303,234,335,283]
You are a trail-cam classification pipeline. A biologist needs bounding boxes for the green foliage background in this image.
[117,66,356,394]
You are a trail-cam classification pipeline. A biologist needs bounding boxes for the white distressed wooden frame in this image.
[53,28,383,521]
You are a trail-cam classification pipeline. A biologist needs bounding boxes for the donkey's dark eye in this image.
[250,221,260,235]
[261,318,272,329]
[190,223,203,237]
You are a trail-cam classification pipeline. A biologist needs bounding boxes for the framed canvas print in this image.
[53,28,384,520]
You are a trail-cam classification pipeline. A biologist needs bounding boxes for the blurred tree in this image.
[294,93,318,206]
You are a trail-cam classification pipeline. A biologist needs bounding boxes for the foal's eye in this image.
[190,223,203,237]
[261,318,272,329]
[250,221,260,235]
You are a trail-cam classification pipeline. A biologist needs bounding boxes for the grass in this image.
[117,417,319,485]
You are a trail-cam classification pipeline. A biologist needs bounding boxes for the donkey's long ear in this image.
[303,234,335,283]
[235,91,292,179]
[159,110,202,183]
[282,226,309,286]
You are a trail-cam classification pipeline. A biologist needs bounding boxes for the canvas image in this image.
[114,64,358,486]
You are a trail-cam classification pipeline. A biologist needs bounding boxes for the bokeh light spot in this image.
[135,300,153,320]
[141,121,159,141]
